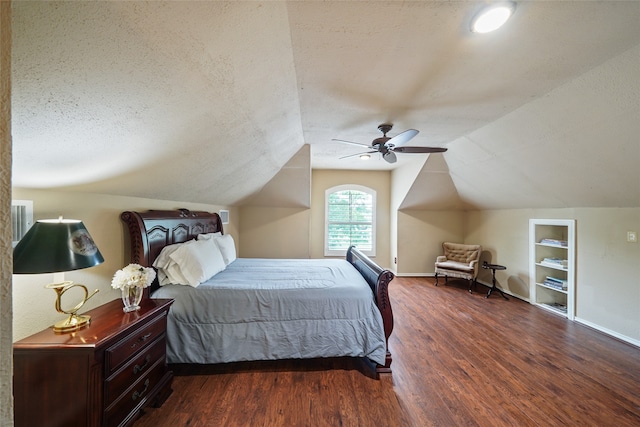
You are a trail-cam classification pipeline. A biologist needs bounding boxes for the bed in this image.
[120,209,395,373]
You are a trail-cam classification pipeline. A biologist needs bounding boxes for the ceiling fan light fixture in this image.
[334,124,445,164]
[471,2,516,34]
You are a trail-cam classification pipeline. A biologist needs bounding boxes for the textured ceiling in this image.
[11,1,640,208]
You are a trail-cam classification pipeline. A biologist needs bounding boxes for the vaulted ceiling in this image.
[11,1,640,209]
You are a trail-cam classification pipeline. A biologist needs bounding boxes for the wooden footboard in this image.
[346,246,394,373]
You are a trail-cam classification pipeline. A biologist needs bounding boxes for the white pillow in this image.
[197,232,222,240]
[214,234,237,266]
[152,240,195,269]
[153,241,196,286]
[161,262,190,287]
[169,238,226,287]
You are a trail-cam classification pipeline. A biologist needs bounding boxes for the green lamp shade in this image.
[13,219,105,274]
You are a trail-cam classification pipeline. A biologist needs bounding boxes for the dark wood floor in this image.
[134,277,640,427]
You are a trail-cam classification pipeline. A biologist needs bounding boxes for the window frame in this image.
[324,184,376,257]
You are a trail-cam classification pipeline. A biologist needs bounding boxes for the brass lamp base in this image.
[45,281,99,333]
[52,314,92,333]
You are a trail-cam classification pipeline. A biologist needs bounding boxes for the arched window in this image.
[325,185,376,257]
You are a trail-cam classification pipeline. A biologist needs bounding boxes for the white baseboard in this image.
[393,272,433,277]
[574,317,640,349]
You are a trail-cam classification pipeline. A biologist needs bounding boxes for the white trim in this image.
[575,317,640,349]
[324,184,376,257]
[393,272,431,277]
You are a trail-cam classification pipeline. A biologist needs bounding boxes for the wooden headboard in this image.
[120,209,223,295]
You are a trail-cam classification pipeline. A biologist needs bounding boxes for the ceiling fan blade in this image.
[339,150,377,160]
[386,129,419,148]
[332,138,371,148]
[383,151,397,163]
[393,146,448,153]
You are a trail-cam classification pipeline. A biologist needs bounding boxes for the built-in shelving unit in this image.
[529,219,575,320]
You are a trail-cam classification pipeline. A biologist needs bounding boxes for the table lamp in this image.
[13,217,104,332]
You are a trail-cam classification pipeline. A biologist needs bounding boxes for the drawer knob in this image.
[130,332,152,349]
[132,379,150,401]
[133,354,152,375]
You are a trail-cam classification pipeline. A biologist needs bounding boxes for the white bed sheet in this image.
[152,258,387,366]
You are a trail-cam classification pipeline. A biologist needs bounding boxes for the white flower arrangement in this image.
[111,263,156,290]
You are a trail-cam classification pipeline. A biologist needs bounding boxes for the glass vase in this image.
[121,285,143,312]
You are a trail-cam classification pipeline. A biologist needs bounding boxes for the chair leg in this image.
[435,273,439,286]
[468,278,473,294]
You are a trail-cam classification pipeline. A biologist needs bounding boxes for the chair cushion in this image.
[435,261,474,273]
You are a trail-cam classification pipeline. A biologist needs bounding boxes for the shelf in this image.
[537,302,568,316]
[536,262,568,272]
[535,242,568,249]
[536,282,568,294]
[529,219,575,321]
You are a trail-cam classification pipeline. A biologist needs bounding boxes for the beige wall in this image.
[465,209,551,298]
[397,210,465,276]
[310,170,391,268]
[390,158,428,273]
[571,208,639,342]
[11,188,234,341]
[238,207,310,258]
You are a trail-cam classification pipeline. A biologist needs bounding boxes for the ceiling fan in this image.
[333,124,447,164]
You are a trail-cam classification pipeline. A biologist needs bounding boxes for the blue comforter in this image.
[152,258,386,365]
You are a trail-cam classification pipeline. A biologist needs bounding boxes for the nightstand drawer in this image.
[104,357,167,427]
[106,314,166,373]
[104,335,167,407]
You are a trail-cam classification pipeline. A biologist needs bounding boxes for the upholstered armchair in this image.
[434,242,482,293]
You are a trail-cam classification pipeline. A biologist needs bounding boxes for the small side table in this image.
[482,262,508,300]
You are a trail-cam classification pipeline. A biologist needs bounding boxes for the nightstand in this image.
[13,298,174,427]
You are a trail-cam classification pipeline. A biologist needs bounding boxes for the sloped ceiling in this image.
[12,1,304,205]
[399,154,465,211]
[239,144,311,208]
[11,1,640,208]
[445,44,640,210]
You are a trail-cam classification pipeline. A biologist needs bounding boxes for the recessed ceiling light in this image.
[360,154,371,160]
[471,2,516,34]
